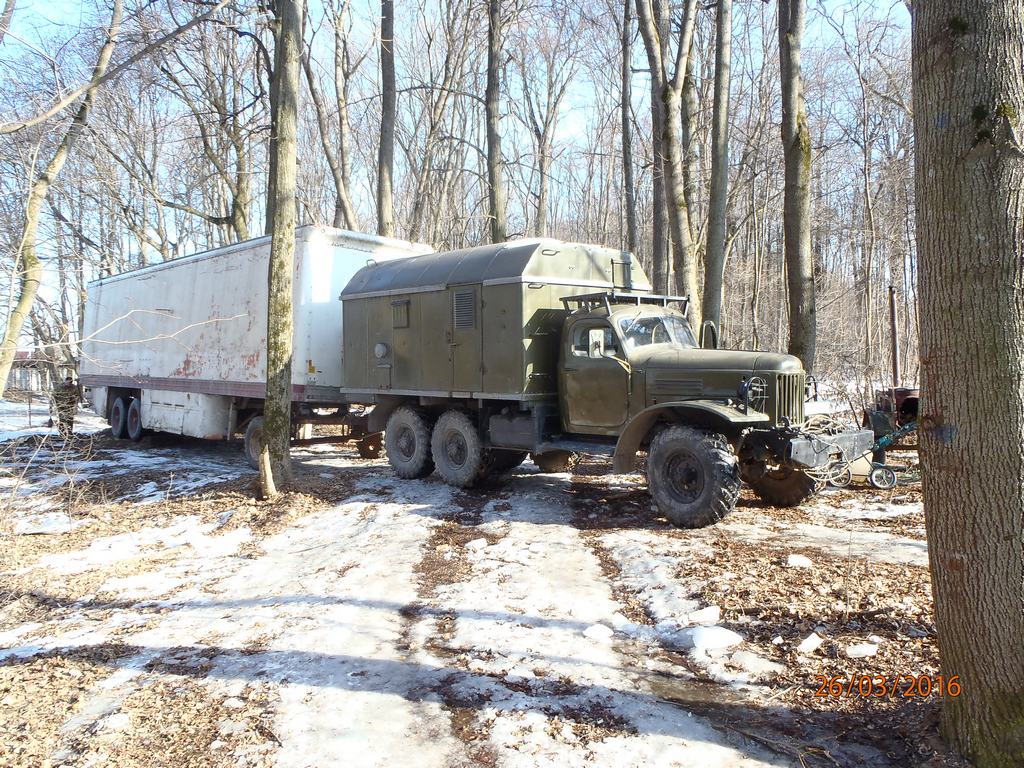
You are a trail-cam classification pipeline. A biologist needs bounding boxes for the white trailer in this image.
[80,225,431,464]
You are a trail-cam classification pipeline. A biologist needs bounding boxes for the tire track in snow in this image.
[8,468,471,767]
[402,468,783,767]
[566,470,899,767]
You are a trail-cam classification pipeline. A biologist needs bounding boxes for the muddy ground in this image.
[0,426,966,767]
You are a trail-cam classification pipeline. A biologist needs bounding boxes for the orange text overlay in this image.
[813,675,961,699]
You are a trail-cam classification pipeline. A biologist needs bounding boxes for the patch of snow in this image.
[845,642,878,659]
[729,650,784,679]
[720,520,928,567]
[686,605,721,625]
[679,625,744,652]
[582,623,614,641]
[797,633,824,654]
[786,553,814,568]
[13,511,86,535]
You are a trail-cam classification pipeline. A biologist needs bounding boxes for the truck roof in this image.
[341,238,652,299]
[85,225,431,288]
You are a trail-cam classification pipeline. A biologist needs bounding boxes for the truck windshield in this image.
[618,314,697,351]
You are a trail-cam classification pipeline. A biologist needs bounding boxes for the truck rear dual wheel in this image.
[385,407,435,479]
[431,410,484,488]
[741,462,817,507]
[109,397,129,439]
[126,399,145,441]
[647,426,740,529]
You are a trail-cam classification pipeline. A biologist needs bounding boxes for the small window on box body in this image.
[392,298,410,328]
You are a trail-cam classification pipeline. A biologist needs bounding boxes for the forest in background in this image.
[0,0,915,403]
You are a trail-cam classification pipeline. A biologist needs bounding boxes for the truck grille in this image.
[775,372,805,425]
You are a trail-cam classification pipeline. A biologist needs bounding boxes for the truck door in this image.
[447,286,482,393]
[561,321,629,432]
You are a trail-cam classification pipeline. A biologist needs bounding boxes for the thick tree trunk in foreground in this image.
[376,0,396,238]
[912,2,1024,765]
[778,0,815,370]
[485,0,508,243]
[703,0,732,331]
[0,1,122,398]
[262,0,305,496]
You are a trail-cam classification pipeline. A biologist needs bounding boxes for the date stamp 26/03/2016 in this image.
[813,675,961,699]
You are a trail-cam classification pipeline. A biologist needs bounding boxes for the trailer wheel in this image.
[385,407,435,479]
[109,397,129,439]
[244,417,264,470]
[647,426,740,528]
[431,410,484,488]
[126,398,145,441]
[357,434,383,459]
[530,450,579,473]
[742,462,817,507]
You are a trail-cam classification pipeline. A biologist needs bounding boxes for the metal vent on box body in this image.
[453,289,476,329]
[392,298,409,328]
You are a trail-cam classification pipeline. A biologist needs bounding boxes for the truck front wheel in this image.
[431,410,484,488]
[385,407,435,479]
[741,463,817,507]
[647,426,740,528]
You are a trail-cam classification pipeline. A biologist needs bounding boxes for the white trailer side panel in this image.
[81,226,429,403]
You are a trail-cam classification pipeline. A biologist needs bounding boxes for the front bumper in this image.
[786,429,874,469]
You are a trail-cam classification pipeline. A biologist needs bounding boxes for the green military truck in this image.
[340,239,871,528]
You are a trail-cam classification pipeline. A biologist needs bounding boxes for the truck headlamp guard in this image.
[737,376,767,414]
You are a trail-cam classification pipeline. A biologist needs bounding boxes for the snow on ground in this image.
[0,399,107,441]
[0,426,948,767]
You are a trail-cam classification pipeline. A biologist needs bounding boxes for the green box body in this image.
[340,240,651,401]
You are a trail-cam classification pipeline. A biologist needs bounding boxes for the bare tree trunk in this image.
[486,0,508,243]
[913,2,1024,764]
[778,0,815,370]
[703,0,732,331]
[619,0,639,256]
[536,147,550,236]
[261,0,305,496]
[635,0,699,318]
[303,50,357,229]
[0,0,15,46]
[0,0,122,398]
[376,0,395,237]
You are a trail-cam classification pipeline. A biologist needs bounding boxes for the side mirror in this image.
[700,320,719,350]
[588,328,605,357]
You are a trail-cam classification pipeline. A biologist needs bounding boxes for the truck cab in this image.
[559,297,805,436]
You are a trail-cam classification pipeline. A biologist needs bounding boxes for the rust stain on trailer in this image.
[242,348,262,369]
[172,355,198,378]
